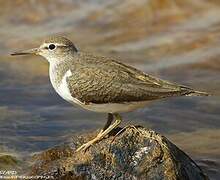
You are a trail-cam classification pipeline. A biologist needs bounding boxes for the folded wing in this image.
[66,60,194,104]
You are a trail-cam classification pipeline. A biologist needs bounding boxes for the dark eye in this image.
[48,44,56,50]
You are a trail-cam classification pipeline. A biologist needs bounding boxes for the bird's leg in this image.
[76,113,122,152]
[97,113,114,136]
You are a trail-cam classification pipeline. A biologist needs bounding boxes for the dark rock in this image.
[29,126,209,180]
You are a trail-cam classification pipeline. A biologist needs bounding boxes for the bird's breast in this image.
[56,70,73,102]
[52,70,74,103]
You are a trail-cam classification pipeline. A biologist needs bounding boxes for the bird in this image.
[11,36,209,152]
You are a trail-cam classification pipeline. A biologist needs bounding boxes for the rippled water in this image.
[0,0,220,179]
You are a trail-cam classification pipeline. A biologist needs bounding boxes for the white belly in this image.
[53,70,151,113]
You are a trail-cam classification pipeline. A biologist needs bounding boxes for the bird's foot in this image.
[76,113,122,152]
[76,135,100,152]
[75,127,115,152]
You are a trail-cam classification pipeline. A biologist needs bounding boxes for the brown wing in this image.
[66,60,193,104]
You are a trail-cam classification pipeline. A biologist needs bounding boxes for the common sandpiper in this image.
[11,36,209,151]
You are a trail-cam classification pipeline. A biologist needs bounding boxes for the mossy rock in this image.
[0,154,19,170]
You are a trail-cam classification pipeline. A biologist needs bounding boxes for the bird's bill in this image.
[11,48,39,56]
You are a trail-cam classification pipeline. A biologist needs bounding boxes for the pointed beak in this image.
[11,48,39,56]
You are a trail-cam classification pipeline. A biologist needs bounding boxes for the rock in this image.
[0,154,18,169]
[29,126,209,180]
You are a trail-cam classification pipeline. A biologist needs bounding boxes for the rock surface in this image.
[29,126,208,180]
[0,154,20,170]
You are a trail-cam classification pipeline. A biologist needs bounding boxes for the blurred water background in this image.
[0,0,219,179]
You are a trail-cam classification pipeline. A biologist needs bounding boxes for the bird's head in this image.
[11,36,78,64]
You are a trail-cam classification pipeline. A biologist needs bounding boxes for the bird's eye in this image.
[48,44,56,50]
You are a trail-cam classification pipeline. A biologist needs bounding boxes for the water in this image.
[0,0,219,179]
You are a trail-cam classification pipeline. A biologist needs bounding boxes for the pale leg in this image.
[76,113,122,152]
[97,113,114,136]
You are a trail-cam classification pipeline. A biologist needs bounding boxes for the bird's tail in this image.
[186,90,210,97]
[179,85,210,97]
